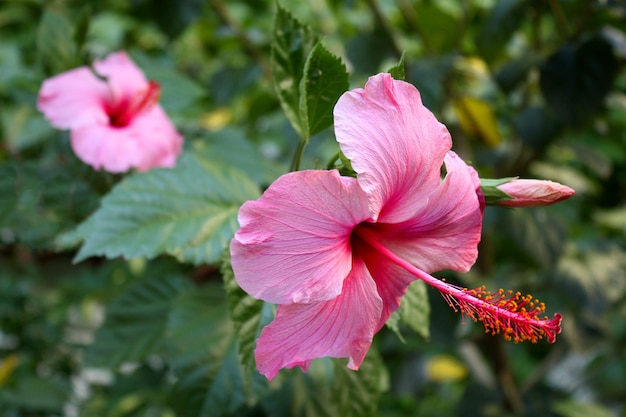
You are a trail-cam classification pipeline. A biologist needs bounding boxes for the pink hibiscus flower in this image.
[38,51,183,173]
[231,73,562,380]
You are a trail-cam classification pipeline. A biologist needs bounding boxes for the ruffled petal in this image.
[231,170,372,304]
[37,67,109,130]
[254,259,382,380]
[93,51,148,105]
[376,151,483,273]
[334,73,452,223]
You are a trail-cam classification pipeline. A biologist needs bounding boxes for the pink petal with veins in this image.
[334,73,452,223]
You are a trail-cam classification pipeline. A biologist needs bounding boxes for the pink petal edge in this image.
[255,258,382,381]
[37,67,109,130]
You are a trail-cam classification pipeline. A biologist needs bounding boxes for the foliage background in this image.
[1,0,626,416]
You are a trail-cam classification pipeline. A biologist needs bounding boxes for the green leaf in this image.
[299,43,349,138]
[387,51,406,80]
[271,4,318,137]
[166,286,255,417]
[140,63,207,113]
[36,8,79,74]
[0,160,100,247]
[386,280,430,340]
[261,352,388,417]
[413,3,458,52]
[85,273,193,368]
[0,376,70,412]
[331,351,388,417]
[222,251,266,370]
[552,400,616,417]
[262,364,338,417]
[196,128,285,187]
[74,151,260,265]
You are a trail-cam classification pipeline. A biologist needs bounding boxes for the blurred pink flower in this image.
[231,74,561,381]
[497,179,575,207]
[38,51,183,173]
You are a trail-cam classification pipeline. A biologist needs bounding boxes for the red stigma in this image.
[108,80,161,127]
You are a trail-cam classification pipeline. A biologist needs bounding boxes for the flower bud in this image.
[496,179,574,207]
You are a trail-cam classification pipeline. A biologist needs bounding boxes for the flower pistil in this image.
[354,225,562,344]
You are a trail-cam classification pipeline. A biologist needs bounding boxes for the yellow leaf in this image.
[453,96,502,147]
[200,108,232,131]
[425,354,468,382]
[0,354,19,387]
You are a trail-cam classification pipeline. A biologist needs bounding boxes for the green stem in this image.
[290,139,307,172]
[326,152,340,170]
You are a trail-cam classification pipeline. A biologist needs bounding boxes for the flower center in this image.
[107,81,161,128]
[352,225,562,344]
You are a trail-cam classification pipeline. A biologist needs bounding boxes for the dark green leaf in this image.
[0,160,100,247]
[167,286,254,417]
[131,0,203,38]
[346,27,395,75]
[475,0,526,63]
[85,274,193,368]
[261,362,339,417]
[515,106,563,150]
[74,151,260,265]
[271,4,318,137]
[299,43,349,138]
[222,251,266,370]
[406,55,456,110]
[494,54,538,93]
[386,280,430,340]
[540,35,618,125]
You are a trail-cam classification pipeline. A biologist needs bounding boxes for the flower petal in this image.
[37,67,109,130]
[70,106,182,173]
[231,170,372,304]
[70,124,143,173]
[377,151,483,273]
[334,73,452,223]
[125,106,184,171]
[254,259,382,380]
[93,51,149,104]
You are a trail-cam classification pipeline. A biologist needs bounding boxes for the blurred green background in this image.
[1,0,626,416]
